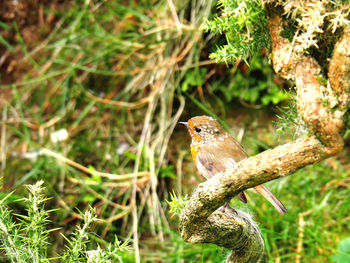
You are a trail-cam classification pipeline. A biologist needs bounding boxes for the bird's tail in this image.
[254,184,287,215]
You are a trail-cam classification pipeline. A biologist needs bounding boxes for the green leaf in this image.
[0,192,24,205]
[0,35,16,53]
[332,238,350,263]
[0,21,11,30]
[181,68,207,92]
[82,194,96,203]
[338,238,350,255]
[88,165,102,183]
[159,165,176,179]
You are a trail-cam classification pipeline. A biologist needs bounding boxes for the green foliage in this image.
[274,97,301,136]
[181,68,208,92]
[332,238,350,263]
[201,1,288,106]
[201,0,270,64]
[0,182,51,263]
[257,161,350,261]
[159,165,177,179]
[212,55,289,105]
[316,76,328,86]
[0,192,23,206]
[0,181,131,262]
[279,21,297,42]
[166,191,188,216]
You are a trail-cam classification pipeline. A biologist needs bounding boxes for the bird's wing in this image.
[197,135,287,213]
[196,136,248,203]
[196,136,248,177]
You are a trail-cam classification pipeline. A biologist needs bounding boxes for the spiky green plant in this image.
[0,181,130,262]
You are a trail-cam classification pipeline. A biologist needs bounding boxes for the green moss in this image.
[280,22,297,42]
[316,76,328,86]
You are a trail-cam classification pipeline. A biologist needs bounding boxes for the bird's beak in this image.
[178,121,189,128]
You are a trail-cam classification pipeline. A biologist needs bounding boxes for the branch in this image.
[185,208,266,262]
[328,28,350,99]
[268,13,348,155]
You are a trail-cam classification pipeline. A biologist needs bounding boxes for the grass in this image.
[0,0,349,262]
[259,161,350,262]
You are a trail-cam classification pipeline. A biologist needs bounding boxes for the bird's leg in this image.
[218,201,229,212]
[225,204,237,215]
[218,201,237,215]
[218,202,226,212]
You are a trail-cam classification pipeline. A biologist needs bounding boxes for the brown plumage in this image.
[180,115,287,215]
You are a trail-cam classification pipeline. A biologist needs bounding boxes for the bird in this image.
[179,115,287,215]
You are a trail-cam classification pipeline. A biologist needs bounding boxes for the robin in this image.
[179,115,287,215]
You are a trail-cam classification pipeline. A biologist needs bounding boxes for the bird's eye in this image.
[195,127,201,133]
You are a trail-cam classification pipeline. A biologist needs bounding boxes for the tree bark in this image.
[179,5,350,263]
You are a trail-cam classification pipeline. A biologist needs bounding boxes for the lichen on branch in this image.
[266,7,349,154]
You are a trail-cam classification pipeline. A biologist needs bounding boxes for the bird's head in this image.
[179,115,225,143]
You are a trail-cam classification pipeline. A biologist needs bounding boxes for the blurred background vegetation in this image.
[0,0,349,262]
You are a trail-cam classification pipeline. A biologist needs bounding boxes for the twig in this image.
[166,0,182,32]
[0,108,7,184]
[40,148,149,181]
[131,99,157,263]
[296,209,313,263]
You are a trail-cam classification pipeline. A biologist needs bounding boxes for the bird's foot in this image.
[218,202,237,215]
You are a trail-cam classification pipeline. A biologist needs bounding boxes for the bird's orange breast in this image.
[190,143,200,167]
[190,142,212,179]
